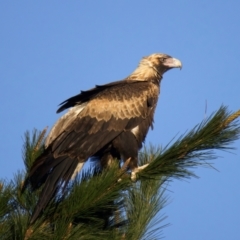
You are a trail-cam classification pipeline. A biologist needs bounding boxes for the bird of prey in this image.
[23,53,182,223]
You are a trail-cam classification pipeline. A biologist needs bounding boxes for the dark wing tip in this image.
[56,81,126,113]
[56,105,65,113]
[56,95,80,113]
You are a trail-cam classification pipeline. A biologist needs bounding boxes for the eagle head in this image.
[129,53,182,81]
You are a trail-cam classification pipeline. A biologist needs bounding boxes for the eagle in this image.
[23,53,182,223]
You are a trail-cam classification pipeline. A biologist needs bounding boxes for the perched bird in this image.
[24,53,182,223]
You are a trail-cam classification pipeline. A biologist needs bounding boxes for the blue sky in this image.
[1,1,240,239]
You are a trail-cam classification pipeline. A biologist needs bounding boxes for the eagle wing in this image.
[46,80,160,160]
[27,80,159,223]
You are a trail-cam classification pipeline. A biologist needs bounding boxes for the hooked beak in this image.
[163,57,182,70]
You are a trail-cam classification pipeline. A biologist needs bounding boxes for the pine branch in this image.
[54,163,130,222]
[22,127,47,172]
[1,106,239,239]
[138,106,240,180]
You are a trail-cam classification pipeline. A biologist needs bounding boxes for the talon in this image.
[131,171,137,182]
[117,158,131,182]
[131,163,149,181]
[121,158,131,171]
[137,163,149,171]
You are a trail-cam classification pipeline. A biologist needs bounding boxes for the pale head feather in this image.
[127,53,182,81]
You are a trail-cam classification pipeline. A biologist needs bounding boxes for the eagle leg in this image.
[131,163,149,181]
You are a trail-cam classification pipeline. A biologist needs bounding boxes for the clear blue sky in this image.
[1,1,239,239]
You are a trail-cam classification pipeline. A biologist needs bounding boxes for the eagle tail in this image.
[22,151,80,223]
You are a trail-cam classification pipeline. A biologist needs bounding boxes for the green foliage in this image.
[22,128,47,171]
[138,106,240,180]
[0,106,239,239]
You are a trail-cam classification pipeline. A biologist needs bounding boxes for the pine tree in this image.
[0,106,240,239]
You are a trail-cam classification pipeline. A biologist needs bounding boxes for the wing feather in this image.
[26,80,159,223]
[47,80,159,160]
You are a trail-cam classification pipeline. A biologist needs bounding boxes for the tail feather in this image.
[23,150,82,223]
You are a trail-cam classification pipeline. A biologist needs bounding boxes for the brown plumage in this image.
[23,53,182,223]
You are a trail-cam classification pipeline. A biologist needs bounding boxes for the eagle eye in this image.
[159,57,166,63]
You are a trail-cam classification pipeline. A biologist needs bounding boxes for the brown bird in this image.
[23,53,182,223]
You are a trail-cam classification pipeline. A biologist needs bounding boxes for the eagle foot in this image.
[117,158,132,182]
[131,163,149,181]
